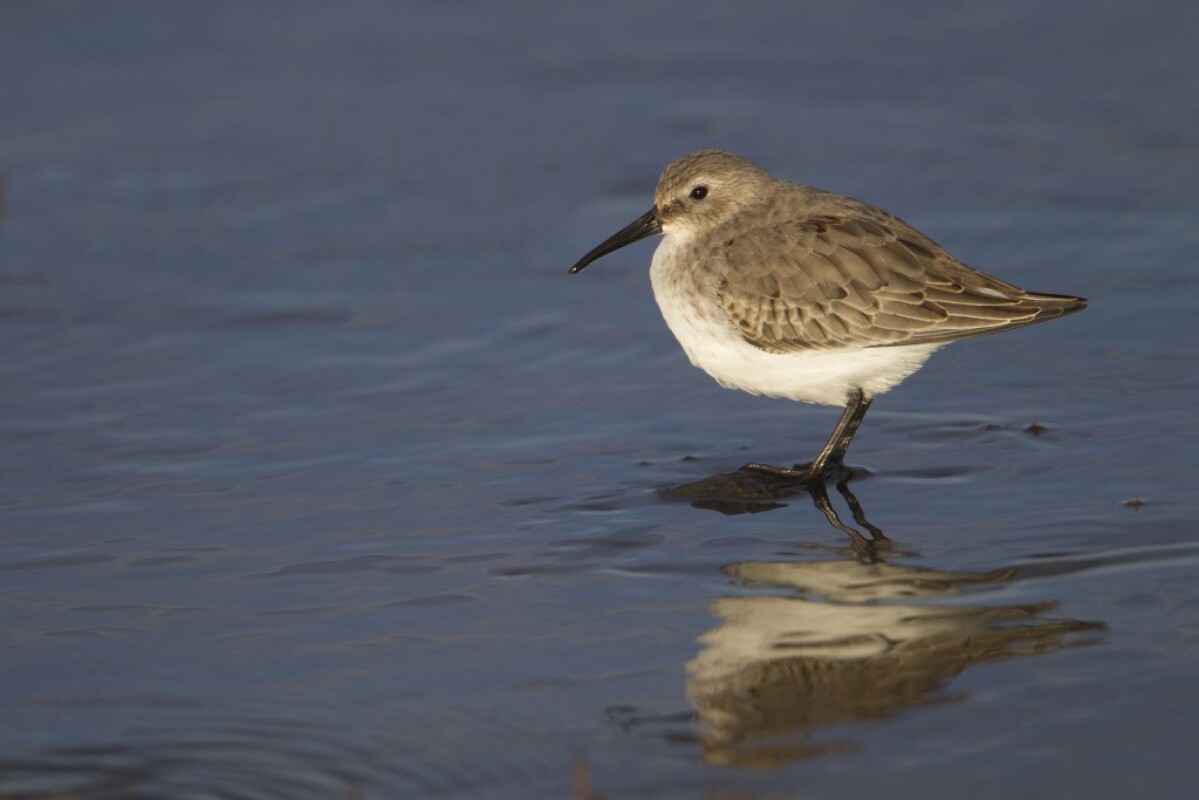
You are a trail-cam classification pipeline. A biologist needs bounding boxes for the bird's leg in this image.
[743,389,873,482]
[824,389,873,469]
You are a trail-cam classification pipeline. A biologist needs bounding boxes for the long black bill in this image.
[568,207,662,274]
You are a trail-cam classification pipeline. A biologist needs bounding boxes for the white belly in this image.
[648,234,941,407]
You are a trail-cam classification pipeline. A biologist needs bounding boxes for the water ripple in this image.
[1,698,569,800]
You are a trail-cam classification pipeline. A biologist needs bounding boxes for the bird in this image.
[568,150,1086,483]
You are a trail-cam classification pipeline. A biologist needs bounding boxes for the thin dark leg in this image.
[743,389,873,482]
[826,389,873,468]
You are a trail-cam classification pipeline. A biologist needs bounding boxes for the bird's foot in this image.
[741,457,859,485]
[740,461,822,483]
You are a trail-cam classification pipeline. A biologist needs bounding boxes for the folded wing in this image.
[713,214,1086,352]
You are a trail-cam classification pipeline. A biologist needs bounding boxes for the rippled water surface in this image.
[3,2,1198,798]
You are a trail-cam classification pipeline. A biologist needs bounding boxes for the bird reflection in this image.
[682,479,1103,768]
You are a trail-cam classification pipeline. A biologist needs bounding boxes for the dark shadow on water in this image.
[664,466,890,560]
[662,462,884,517]
[663,464,870,516]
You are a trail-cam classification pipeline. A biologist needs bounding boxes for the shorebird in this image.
[569,150,1086,482]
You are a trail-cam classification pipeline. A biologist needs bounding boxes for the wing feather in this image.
[713,212,1085,351]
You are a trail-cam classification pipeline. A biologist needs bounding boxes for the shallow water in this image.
[2,1,1198,797]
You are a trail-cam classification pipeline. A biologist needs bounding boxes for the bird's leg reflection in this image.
[838,478,885,539]
[807,479,890,560]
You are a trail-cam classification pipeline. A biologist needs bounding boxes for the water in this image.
[2,1,1197,797]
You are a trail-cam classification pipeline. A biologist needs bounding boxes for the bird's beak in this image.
[568,207,662,274]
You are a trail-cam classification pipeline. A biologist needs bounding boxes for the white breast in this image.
[648,233,941,407]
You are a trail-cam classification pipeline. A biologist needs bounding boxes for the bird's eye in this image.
[689,185,709,200]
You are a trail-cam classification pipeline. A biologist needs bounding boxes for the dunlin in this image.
[569,150,1086,482]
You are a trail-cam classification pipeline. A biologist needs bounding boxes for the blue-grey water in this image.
[2,2,1197,798]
